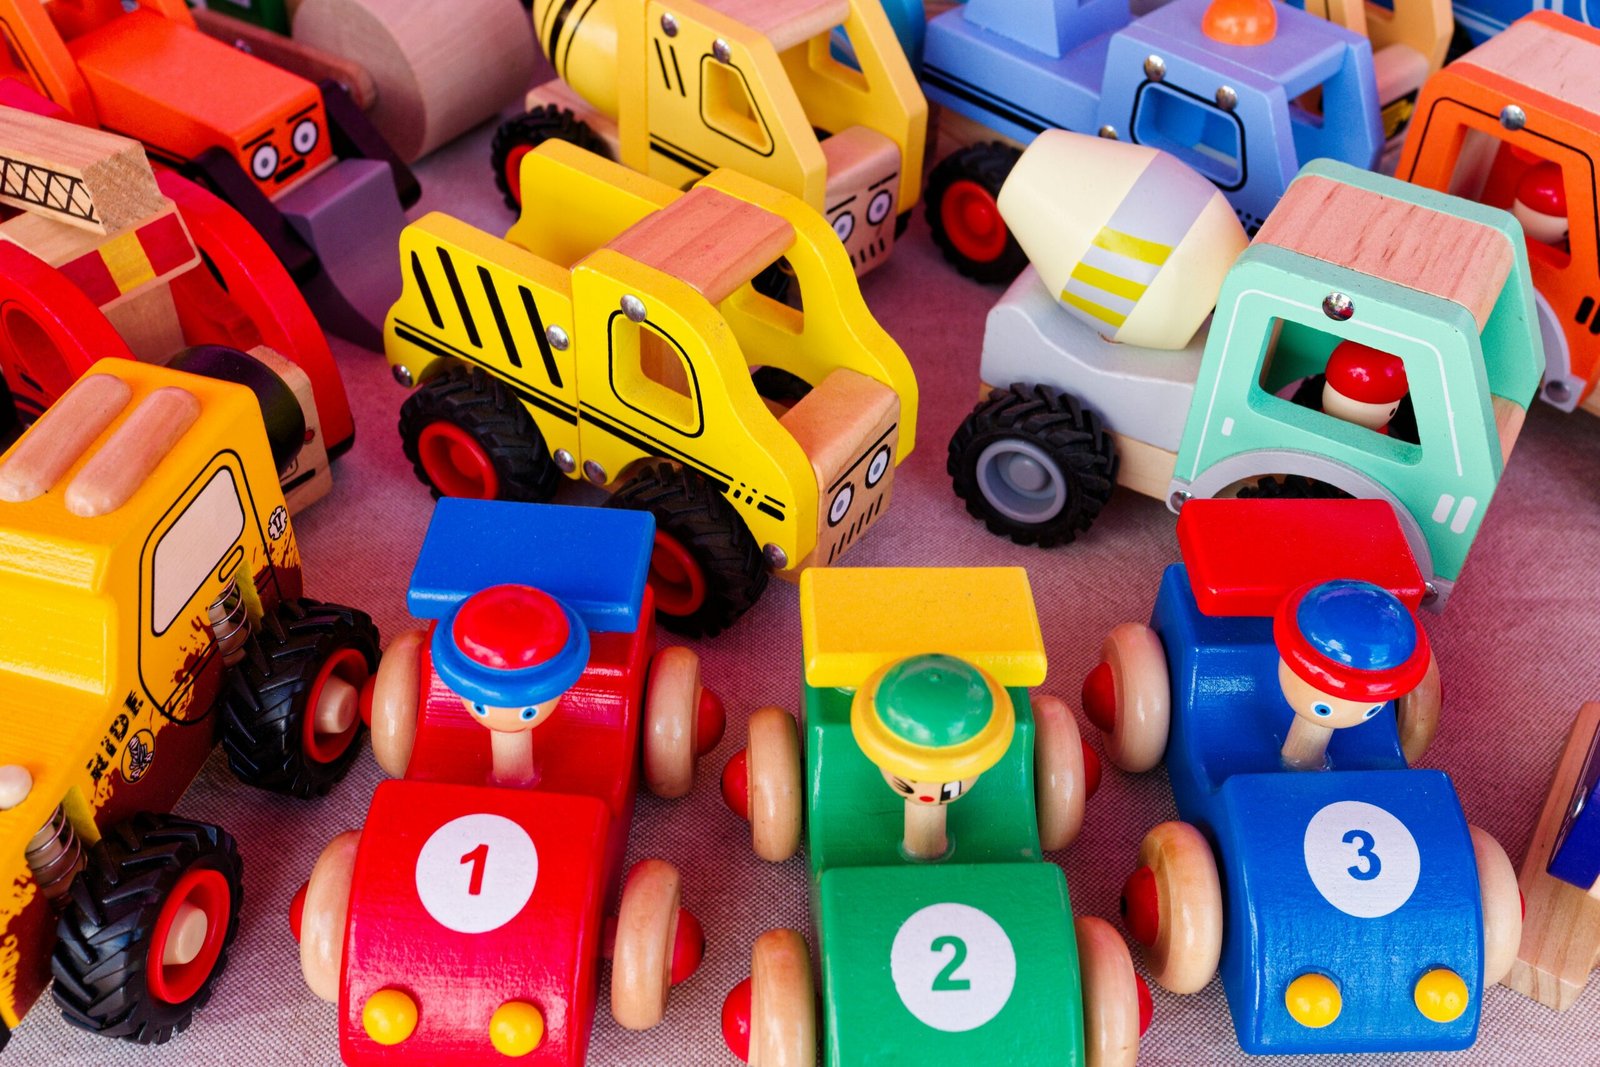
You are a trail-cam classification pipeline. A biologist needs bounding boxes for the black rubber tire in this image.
[219,599,381,798]
[752,259,796,306]
[52,813,243,1045]
[166,345,305,472]
[948,384,1117,546]
[751,366,814,408]
[926,143,1027,284]
[491,107,612,210]
[399,363,561,502]
[1235,473,1352,500]
[605,461,768,637]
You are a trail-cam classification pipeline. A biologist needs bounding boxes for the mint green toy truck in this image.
[715,567,1146,1066]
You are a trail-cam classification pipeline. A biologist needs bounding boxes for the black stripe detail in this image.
[1577,296,1594,326]
[545,0,583,72]
[921,66,1051,135]
[520,286,564,388]
[394,322,577,424]
[410,250,444,328]
[654,38,674,91]
[437,248,480,348]
[669,44,685,97]
[757,502,783,520]
[577,405,733,485]
[649,136,713,176]
[478,265,521,369]
[561,0,601,81]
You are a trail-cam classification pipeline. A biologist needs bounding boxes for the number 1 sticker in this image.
[415,813,538,933]
[890,903,1016,1032]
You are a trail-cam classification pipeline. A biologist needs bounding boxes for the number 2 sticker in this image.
[415,813,538,933]
[1303,800,1420,918]
[890,903,1016,1032]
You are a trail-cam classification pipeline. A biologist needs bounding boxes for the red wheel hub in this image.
[303,647,370,764]
[648,531,707,617]
[939,179,1010,264]
[289,882,308,942]
[1121,866,1160,947]
[721,750,751,821]
[696,687,727,756]
[417,421,501,499]
[1082,739,1102,799]
[147,867,232,1005]
[1082,661,1117,734]
[504,144,532,205]
[721,978,753,1062]
[670,908,705,985]
[1136,974,1154,1035]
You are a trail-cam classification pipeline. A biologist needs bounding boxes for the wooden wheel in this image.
[1397,650,1442,765]
[1121,822,1222,994]
[749,928,816,1067]
[299,830,360,1002]
[746,707,803,862]
[1081,623,1170,772]
[1471,825,1522,987]
[369,628,424,777]
[1076,916,1143,1067]
[611,859,682,1030]
[1034,694,1091,850]
[644,646,701,798]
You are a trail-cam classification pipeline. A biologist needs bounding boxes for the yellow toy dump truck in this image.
[492,0,927,281]
[0,355,379,1052]
[386,140,919,637]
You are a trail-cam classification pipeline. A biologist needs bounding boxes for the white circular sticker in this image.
[1303,800,1420,918]
[890,903,1016,1032]
[415,813,538,933]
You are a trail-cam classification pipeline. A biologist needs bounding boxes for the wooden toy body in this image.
[0,358,302,1037]
[525,0,926,278]
[385,142,918,580]
[1397,11,1600,415]
[922,0,1383,234]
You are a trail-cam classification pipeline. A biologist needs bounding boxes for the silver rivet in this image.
[1323,292,1354,321]
[1544,380,1571,402]
[621,295,648,322]
[763,542,788,569]
[582,460,608,485]
[1500,105,1526,131]
[1144,54,1165,81]
[546,325,570,350]
[1422,581,1440,605]
[713,38,731,63]
[1097,125,1119,140]
[660,12,678,36]
[1168,490,1191,511]
[554,448,576,474]
[390,363,413,387]
[1215,85,1238,111]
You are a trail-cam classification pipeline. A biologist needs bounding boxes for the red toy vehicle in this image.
[294,500,722,1064]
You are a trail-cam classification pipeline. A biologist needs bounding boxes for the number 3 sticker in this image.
[890,903,1016,1032]
[1303,800,1420,918]
[415,813,538,933]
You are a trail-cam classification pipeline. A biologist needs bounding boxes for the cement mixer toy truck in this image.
[490,0,927,281]
[948,130,1543,609]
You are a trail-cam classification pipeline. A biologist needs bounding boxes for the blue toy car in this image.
[1081,498,1522,1054]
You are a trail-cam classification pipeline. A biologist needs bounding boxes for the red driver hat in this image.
[1274,579,1431,701]
[1326,341,1408,405]
[1516,162,1567,219]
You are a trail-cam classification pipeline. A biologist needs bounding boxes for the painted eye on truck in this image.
[292,118,320,155]
[865,445,891,488]
[867,189,893,226]
[832,211,855,242]
[828,483,854,526]
[251,143,279,180]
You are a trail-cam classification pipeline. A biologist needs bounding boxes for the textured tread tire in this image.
[52,814,243,1045]
[219,599,380,798]
[491,106,612,210]
[948,383,1117,546]
[926,142,1027,284]
[606,461,768,637]
[399,363,561,502]
[1234,473,1352,501]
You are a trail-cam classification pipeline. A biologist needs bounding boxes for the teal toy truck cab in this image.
[716,567,1144,1066]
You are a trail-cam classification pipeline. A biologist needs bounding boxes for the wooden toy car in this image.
[385,141,918,636]
[919,0,1383,281]
[0,0,420,348]
[947,130,1543,609]
[1082,497,1521,1054]
[0,357,380,1052]
[1397,11,1600,418]
[294,499,721,1065]
[491,0,927,280]
[1503,702,1600,1009]
[0,95,350,509]
[717,566,1139,1066]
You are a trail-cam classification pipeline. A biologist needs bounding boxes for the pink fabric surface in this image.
[11,113,1600,1067]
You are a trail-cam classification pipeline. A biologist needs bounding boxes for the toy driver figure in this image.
[1322,340,1409,436]
[431,583,591,786]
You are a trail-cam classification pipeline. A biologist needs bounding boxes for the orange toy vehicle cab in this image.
[0,0,420,348]
[1397,11,1600,416]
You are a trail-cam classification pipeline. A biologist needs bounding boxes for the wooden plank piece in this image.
[0,109,165,234]
[65,386,201,517]
[608,186,794,305]
[702,0,851,52]
[0,373,132,502]
[1462,15,1600,121]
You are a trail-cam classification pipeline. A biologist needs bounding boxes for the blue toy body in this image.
[1150,562,1485,1052]
[1548,723,1600,891]
[1451,0,1562,44]
[922,0,1382,233]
